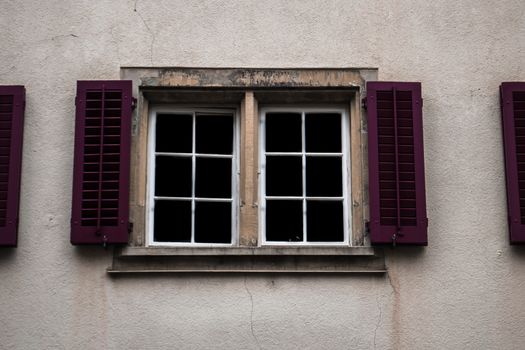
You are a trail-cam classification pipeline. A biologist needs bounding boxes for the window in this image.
[260,108,350,245]
[147,108,239,246]
[86,67,396,273]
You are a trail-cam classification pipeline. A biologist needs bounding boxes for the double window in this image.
[147,106,351,246]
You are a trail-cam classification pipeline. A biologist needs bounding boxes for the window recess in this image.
[109,67,386,273]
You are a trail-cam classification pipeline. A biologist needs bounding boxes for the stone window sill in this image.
[108,246,386,274]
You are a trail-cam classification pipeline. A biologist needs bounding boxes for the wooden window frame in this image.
[259,106,351,246]
[109,67,385,273]
[146,106,240,246]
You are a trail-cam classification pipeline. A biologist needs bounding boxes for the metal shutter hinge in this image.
[131,97,137,111]
[128,222,134,234]
[362,97,367,110]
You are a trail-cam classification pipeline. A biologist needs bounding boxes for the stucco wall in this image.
[1,0,525,349]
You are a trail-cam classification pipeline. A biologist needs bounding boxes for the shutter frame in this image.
[367,81,428,245]
[500,82,525,244]
[71,80,132,245]
[0,86,25,247]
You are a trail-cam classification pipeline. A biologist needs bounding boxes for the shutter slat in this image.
[71,80,132,245]
[0,86,25,247]
[368,82,428,245]
[500,82,525,243]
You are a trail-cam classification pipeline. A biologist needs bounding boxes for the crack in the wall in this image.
[51,33,79,41]
[387,264,401,350]
[134,0,155,66]
[244,276,262,350]
[373,294,383,350]
[109,25,121,67]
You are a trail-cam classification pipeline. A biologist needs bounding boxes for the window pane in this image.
[306,156,342,197]
[155,156,192,197]
[195,158,231,198]
[196,114,233,154]
[195,202,231,243]
[307,201,343,242]
[266,200,303,242]
[265,156,302,196]
[266,112,301,152]
[305,113,341,152]
[156,114,192,153]
[154,200,191,242]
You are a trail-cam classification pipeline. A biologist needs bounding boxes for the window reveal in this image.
[149,110,237,245]
[261,109,350,244]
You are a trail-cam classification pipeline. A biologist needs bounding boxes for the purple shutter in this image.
[0,86,25,247]
[500,82,525,244]
[71,81,132,245]
[367,82,428,245]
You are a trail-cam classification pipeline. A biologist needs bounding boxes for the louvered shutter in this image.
[71,81,132,245]
[367,82,428,245]
[0,86,25,247]
[500,82,525,244]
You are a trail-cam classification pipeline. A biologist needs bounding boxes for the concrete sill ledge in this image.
[108,246,386,274]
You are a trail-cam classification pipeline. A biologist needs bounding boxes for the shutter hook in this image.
[392,227,404,247]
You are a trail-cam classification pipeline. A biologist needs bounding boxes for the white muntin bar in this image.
[155,152,233,159]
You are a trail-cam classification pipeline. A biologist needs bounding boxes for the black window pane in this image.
[154,200,191,242]
[155,156,192,197]
[156,114,192,153]
[307,201,343,242]
[305,113,341,152]
[266,200,303,242]
[265,156,302,196]
[195,202,231,243]
[266,113,301,152]
[196,114,233,154]
[195,157,231,198]
[306,157,342,197]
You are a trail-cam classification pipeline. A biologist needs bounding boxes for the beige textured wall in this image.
[1,1,525,349]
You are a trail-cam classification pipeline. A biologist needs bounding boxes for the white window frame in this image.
[146,106,240,247]
[259,106,351,246]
